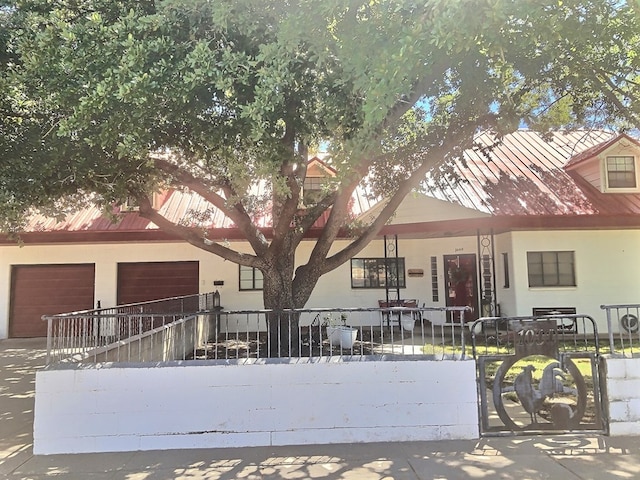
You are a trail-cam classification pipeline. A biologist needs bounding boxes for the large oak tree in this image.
[1,1,639,324]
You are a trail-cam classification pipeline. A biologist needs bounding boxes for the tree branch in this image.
[321,129,474,274]
[137,196,263,268]
[153,156,269,255]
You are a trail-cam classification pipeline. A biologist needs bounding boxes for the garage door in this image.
[117,261,199,305]
[10,264,96,338]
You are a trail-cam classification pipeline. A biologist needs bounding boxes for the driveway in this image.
[0,338,47,475]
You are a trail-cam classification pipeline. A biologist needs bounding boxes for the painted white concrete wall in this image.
[509,230,640,330]
[604,356,640,436]
[0,235,480,337]
[34,357,479,455]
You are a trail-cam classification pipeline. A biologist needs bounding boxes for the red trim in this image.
[564,133,640,170]
[2,215,639,245]
[0,226,331,245]
[379,214,640,236]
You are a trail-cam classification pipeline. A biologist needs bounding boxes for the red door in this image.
[443,254,479,322]
[9,264,95,338]
[117,261,199,305]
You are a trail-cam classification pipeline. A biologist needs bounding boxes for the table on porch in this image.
[378,299,420,329]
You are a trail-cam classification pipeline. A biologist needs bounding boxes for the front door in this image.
[444,254,479,322]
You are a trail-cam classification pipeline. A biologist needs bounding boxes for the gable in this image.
[359,192,490,226]
[564,134,640,194]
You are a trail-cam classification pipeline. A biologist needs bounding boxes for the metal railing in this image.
[601,303,640,356]
[43,304,471,366]
[43,292,220,365]
[469,313,600,358]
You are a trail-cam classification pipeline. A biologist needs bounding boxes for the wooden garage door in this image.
[10,264,95,338]
[117,261,199,305]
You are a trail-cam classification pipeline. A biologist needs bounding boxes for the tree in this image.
[1,1,639,346]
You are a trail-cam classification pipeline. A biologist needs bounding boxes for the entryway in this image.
[443,254,479,323]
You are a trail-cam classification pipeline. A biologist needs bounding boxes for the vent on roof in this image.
[120,193,162,213]
[121,196,139,212]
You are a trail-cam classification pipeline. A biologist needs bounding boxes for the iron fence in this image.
[469,313,600,358]
[469,314,605,436]
[43,304,472,366]
[600,303,640,356]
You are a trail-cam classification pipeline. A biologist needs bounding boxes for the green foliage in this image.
[0,0,639,305]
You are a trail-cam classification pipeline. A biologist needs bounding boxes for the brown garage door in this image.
[117,261,199,305]
[10,264,96,338]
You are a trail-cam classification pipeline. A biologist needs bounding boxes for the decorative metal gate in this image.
[471,314,607,436]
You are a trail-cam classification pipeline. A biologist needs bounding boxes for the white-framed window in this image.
[302,176,325,204]
[527,251,575,287]
[605,155,637,189]
[351,258,406,289]
[239,265,263,291]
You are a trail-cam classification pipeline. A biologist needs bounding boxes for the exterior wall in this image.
[509,230,640,330]
[603,356,640,436]
[34,358,479,454]
[2,227,639,337]
[492,232,517,317]
[383,193,490,223]
[0,235,481,337]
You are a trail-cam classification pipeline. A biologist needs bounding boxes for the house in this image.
[1,129,640,339]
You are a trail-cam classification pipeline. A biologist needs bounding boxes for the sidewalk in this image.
[1,338,639,479]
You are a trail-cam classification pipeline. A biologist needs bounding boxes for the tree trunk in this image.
[262,249,303,357]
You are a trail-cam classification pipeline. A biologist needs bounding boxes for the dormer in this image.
[564,133,640,194]
[302,156,336,206]
[120,191,167,212]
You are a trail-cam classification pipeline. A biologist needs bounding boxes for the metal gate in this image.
[471,314,607,436]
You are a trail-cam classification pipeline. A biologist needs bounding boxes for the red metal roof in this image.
[424,130,640,216]
[16,130,640,239]
[21,183,375,234]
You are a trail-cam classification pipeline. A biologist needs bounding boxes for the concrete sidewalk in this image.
[1,338,639,480]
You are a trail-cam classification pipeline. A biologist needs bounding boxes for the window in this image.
[606,156,637,189]
[239,265,263,291]
[303,177,324,204]
[527,251,575,287]
[430,256,439,301]
[351,258,406,289]
[502,253,510,288]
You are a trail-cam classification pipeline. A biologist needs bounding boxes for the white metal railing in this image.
[43,305,472,366]
[601,303,640,356]
[43,292,220,365]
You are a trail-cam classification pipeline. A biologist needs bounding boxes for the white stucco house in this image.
[2,129,640,339]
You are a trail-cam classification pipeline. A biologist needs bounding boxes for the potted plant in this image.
[324,313,358,348]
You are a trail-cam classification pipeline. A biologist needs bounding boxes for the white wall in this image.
[492,232,517,317]
[0,235,480,337]
[34,357,479,454]
[2,228,639,338]
[603,356,640,436]
[509,230,640,328]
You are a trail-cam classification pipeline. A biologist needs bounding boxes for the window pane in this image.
[350,259,365,288]
[351,257,406,289]
[239,265,263,290]
[527,251,575,287]
[607,156,637,188]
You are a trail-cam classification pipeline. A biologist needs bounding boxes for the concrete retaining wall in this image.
[85,314,216,363]
[603,355,640,436]
[34,357,478,454]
